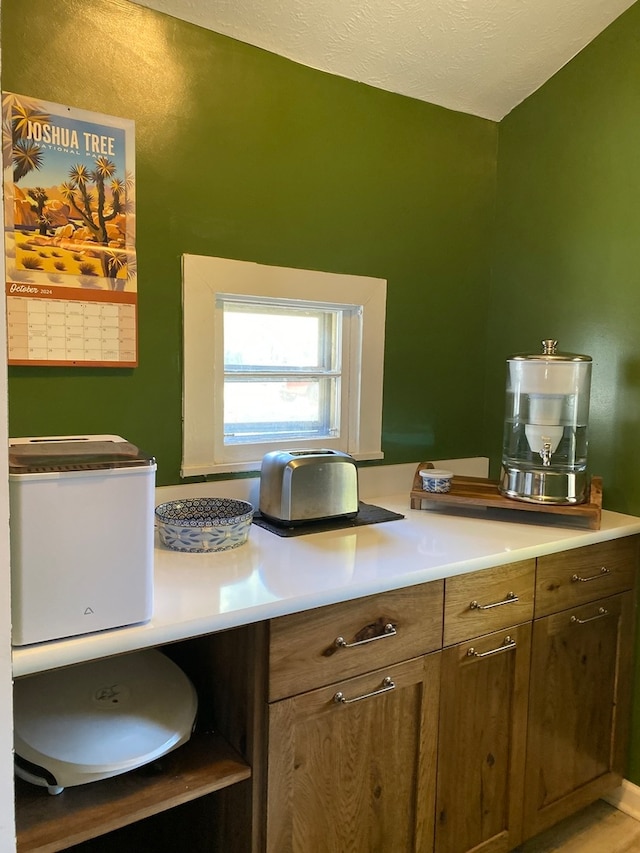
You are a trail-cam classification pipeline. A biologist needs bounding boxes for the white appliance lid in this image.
[14,650,197,775]
[9,435,155,474]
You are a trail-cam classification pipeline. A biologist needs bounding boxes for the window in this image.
[182,255,386,476]
[222,298,345,446]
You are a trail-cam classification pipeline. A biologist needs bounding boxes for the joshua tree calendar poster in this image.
[2,92,138,367]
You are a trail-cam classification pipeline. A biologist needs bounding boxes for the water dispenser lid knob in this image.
[509,340,591,364]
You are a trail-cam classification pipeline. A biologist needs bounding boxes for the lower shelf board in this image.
[16,731,251,853]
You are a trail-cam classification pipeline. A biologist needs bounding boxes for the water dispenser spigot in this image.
[539,441,553,467]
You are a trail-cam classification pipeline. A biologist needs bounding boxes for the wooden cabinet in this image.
[435,562,534,853]
[14,629,259,853]
[266,654,441,853]
[436,538,637,853]
[523,590,635,840]
[12,535,639,853]
[524,535,638,844]
[264,580,444,853]
[435,625,531,853]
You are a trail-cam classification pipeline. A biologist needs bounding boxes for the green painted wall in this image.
[1,0,497,484]
[489,2,640,783]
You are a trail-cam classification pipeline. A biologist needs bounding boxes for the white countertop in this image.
[13,487,640,678]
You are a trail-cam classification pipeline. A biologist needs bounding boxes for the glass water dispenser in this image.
[499,340,592,504]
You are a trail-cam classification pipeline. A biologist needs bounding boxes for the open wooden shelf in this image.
[410,463,602,529]
[16,731,251,853]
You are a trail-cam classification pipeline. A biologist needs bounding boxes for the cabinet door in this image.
[265,653,440,853]
[523,591,635,840]
[435,623,531,853]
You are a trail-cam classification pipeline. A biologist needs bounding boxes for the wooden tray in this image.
[410,463,602,530]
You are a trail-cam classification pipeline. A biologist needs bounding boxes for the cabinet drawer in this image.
[535,537,638,618]
[268,581,443,701]
[443,560,535,646]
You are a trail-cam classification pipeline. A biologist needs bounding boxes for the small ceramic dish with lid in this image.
[419,469,454,494]
[155,497,254,553]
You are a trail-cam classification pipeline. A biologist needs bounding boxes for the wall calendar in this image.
[2,92,137,367]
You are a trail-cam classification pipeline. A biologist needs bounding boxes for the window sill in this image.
[181,450,385,479]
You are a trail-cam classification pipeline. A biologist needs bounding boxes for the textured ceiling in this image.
[130,0,636,120]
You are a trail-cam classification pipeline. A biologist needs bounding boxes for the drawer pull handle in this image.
[571,566,610,583]
[467,636,516,659]
[335,623,396,649]
[333,676,396,705]
[570,607,609,625]
[469,591,518,611]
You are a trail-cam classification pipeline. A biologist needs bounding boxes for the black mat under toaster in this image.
[251,502,405,537]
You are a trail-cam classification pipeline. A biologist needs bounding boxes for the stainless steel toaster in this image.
[259,449,359,524]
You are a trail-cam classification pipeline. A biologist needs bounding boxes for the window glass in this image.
[222,299,342,444]
[223,303,325,369]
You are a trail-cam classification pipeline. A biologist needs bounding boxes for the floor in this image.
[515,800,640,852]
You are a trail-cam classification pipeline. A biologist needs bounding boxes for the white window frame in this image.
[182,254,386,476]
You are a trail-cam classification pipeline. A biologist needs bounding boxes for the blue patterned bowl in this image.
[419,469,454,494]
[155,497,254,553]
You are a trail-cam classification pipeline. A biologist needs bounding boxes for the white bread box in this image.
[9,435,156,646]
